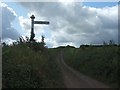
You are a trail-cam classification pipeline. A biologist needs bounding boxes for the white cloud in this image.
[1,2,17,17]
[1,2,20,41]
[19,2,118,47]
[19,16,30,31]
[2,38,16,45]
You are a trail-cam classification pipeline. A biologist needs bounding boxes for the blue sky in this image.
[1,1,118,47]
[83,2,118,8]
[4,2,28,35]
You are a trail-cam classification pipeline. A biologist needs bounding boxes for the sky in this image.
[0,1,119,48]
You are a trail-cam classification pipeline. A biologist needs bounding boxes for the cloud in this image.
[19,16,30,31]
[2,38,16,45]
[19,2,118,47]
[1,2,20,40]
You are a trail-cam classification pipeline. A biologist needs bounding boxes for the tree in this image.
[109,40,115,45]
[2,42,6,47]
[41,35,45,47]
[13,42,17,46]
[25,36,29,42]
[103,41,107,46]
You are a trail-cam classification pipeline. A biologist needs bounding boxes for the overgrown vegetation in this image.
[63,45,119,87]
[2,36,119,88]
[2,36,64,88]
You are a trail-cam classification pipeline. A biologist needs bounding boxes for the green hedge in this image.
[63,46,119,87]
[2,45,64,88]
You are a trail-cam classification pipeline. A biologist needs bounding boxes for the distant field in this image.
[63,45,119,87]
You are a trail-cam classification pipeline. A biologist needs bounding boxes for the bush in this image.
[2,45,64,88]
[64,45,119,87]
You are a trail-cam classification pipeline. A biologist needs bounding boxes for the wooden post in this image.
[30,15,49,42]
[30,15,35,42]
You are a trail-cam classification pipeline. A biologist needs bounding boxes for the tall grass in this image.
[2,44,64,88]
[63,45,119,87]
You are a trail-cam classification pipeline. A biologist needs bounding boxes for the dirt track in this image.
[58,51,110,88]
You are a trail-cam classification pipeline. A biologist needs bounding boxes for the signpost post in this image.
[30,15,49,42]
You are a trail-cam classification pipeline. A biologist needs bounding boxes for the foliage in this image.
[2,36,119,88]
[2,43,64,88]
[63,45,119,87]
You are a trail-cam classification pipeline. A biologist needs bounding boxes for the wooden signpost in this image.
[30,15,49,42]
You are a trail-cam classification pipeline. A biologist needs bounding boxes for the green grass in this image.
[2,44,64,88]
[63,45,119,87]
